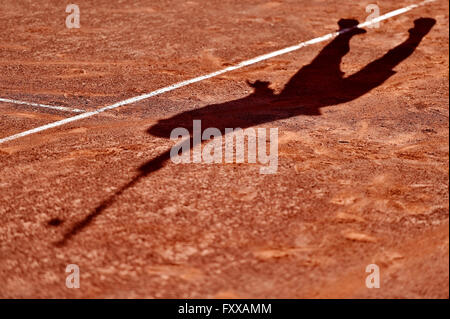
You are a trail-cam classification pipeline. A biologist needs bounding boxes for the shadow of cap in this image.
[246,80,271,88]
[246,80,275,95]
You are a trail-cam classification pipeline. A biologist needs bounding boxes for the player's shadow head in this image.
[52,17,436,247]
[246,80,275,95]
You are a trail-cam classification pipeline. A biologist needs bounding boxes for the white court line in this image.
[0,0,437,145]
[0,97,85,113]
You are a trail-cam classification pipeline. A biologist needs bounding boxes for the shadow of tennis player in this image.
[54,18,435,246]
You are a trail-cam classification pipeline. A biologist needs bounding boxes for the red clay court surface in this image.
[0,0,448,298]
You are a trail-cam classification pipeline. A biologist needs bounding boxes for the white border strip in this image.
[0,97,85,113]
[0,0,436,145]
